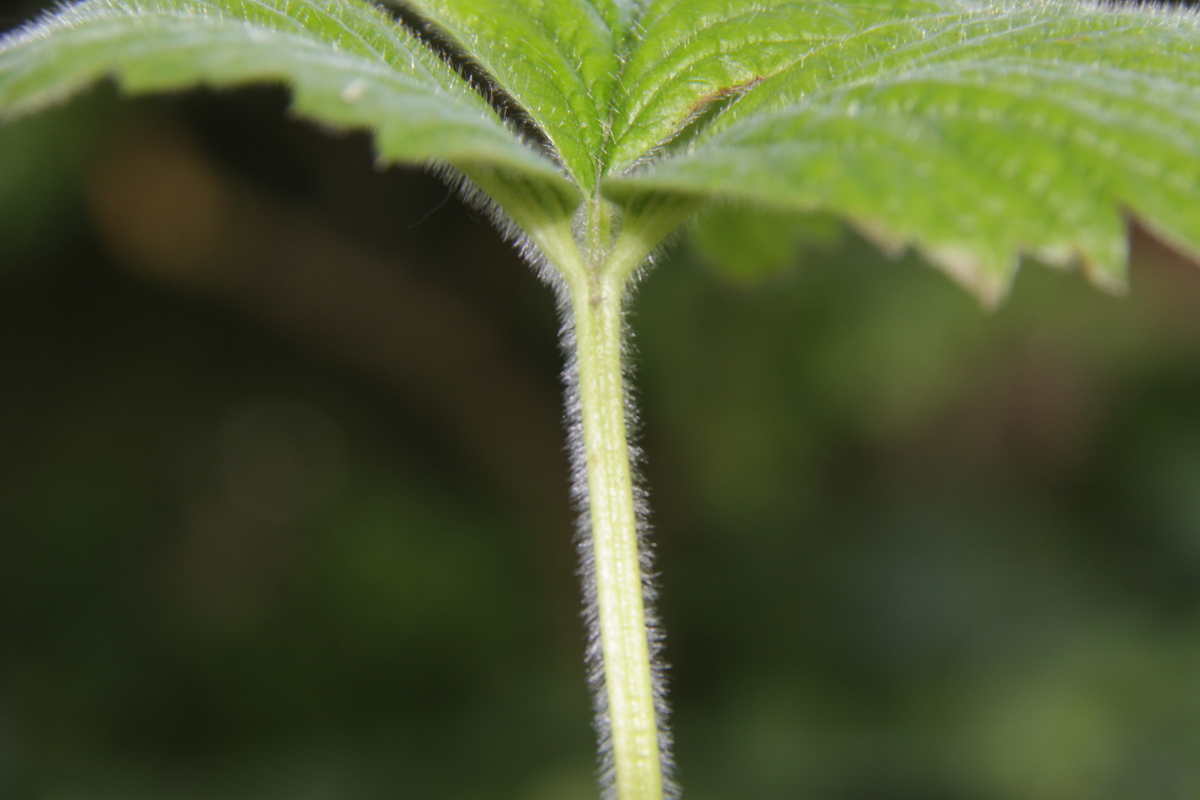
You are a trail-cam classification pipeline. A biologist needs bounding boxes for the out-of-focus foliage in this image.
[689,205,842,285]
[3,87,1200,800]
[0,94,109,261]
[638,237,1200,800]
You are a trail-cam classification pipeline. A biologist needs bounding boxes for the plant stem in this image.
[569,264,663,800]
[465,175,696,799]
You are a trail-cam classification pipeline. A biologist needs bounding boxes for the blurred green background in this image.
[4,14,1200,798]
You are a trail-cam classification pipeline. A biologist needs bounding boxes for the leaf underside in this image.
[608,0,1200,302]
[2,0,1200,301]
[0,0,574,195]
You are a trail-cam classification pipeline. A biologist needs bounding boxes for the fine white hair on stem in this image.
[622,253,679,800]
[428,159,678,798]
[561,259,678,800]
[555,295,619,794]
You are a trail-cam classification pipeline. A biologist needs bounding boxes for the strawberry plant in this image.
[2,0,1199,798]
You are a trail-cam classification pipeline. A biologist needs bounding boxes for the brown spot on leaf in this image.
[682,75,766,121]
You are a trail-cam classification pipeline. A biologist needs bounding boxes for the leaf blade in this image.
[610,0,1200,302]
[0,0,573,187]
[396,0,621,190]
[606,0,939,173]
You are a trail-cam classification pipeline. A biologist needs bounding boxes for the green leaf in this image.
[0,0,573,193]
[7,0,1200,305]
[396,0,623,190]
[606,0,935,173]
[608,0,1200,304]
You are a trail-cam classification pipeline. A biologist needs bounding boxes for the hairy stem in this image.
[465,175,696,798]
[570,265,664,800]
[547,194,695,800]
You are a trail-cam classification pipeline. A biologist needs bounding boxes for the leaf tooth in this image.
[1070,235,1129,296]
[848,217,1012,307]
[923,243,1018,309]
[853,218,1131,308]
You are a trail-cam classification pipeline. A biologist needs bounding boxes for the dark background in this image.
[4,4,1200,797]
